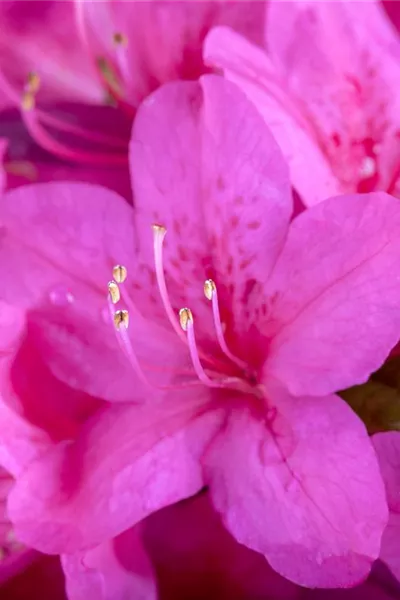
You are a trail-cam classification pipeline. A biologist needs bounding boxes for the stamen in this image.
[4,160,37,181]
[21,91,35,112]
[153,224,187,343]
[37,111,128,150]
[21,106,127,165]
[107,295,199,389]
[107,296,150,388]
[26,72,40,94]
[179,307,193,331]
[97,57,124,99]
[113,32,128,47]
[112,32,131,88]
[114,309,129,330]
[179,308,223,388]
[108,280,121,304]
[19,73,127,165]
[113,264,127,284]
[204,279,247,370]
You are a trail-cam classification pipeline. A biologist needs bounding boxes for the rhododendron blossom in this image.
[205,0,400,206]
[0,0,264,195]
[2,76,400,594]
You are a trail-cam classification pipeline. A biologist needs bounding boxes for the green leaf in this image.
[340,356,400,434]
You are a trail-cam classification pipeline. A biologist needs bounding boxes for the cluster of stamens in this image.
[107,225,256,395]
[5,39,131,169]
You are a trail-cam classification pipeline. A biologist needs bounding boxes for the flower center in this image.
[107,225,260,398]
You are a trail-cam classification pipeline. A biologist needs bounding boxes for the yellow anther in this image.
[21,91,35,111]
[179,307,193,331]
[26,72,40,94]
[204,279,216,300]
[113,32,128,47]
[5,529,24,552]
[96,57,123,97]
[108,280,120,304]
[113,264,127,283]
[114,309,129,330]
[152,223,167,236]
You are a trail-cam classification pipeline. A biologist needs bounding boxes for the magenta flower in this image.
[0,0,265,195]
[1,76,400,592]
[205,0,400,206]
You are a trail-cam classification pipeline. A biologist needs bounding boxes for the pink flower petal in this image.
[0,182,149,403]
[266,0,400,195]
[263,192,400,396]
[204,26,340,205]
[62,526,156,600]
[77,0,266,108]
[0,1,102,105]
[0,182,134,310]
[373,432,400,583]
[0,302,51,476]
[8,394,224,553]
[130,74,292,341]
[204,388,387,587]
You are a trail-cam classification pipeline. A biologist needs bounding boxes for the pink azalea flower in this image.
[204,0,400,206]
[0,1,102,106]
[0,0,265,195]
[1,75,400,592]
[373,432,400,584]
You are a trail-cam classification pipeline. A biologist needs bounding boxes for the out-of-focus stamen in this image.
[113,32,130,85]
[21,107,127,165]
[113,309,129,330]
[97,57,124,99]
[108,280,121,304]
[204,279,247,370]
[26,72,40,94]
[113,264,127,283]
[4,160,37,181]
[153,224,187,343]
[21,91,35,112]
[179,308,224,388]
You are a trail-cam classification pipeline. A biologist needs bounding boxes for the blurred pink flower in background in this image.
[205,0,400,205]
[0,0,265,199]
[0,76,400,597]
